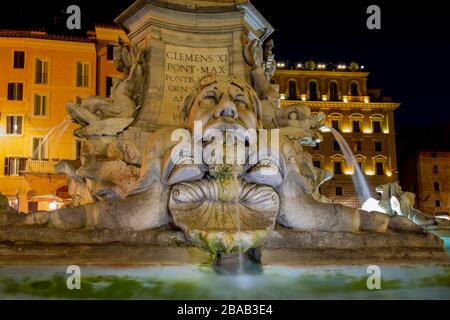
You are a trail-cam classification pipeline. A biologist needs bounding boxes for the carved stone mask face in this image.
[184,75,261,132]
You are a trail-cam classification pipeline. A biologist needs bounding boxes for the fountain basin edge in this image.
[0,225,448,267]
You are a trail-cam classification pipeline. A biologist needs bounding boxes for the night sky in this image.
[1,0,449,138]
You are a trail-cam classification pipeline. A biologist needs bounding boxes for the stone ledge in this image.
[0,226,186,246]
[264,226,445,250]
[0,244,210,266]
[261,248,450,266]
[0,225,448,266]
[0,244,447,267]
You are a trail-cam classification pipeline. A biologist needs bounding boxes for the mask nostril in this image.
[220,108,236,118]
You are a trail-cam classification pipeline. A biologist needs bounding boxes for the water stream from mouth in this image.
[31,117,72,160]
[233,164,244,274]
[327,126,372,203]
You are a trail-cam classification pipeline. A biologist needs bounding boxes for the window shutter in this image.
[17,116,23,134]
[4,157,9,176]
[34,94,40,115]
[7,83,13,100]
[35,59,42,83]
[41,141,48,160]
[17,83,23,100]
[13,52,18,68]
[6,116,12,134]
[83,63,89,86]
[43,61,49,83]
[32,138,39,160]
[76,62,82,87]
[20,52,25,68]
[19,158,27,175]
[42,96,47,115]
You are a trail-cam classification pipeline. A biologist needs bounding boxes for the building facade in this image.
[0,25,126,213]
[400,151,450,215]
[273,61,400,207]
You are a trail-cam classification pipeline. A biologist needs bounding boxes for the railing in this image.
[24,159,57,174]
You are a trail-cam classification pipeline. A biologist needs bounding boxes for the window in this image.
[433,165,439,174]
[76,62,89,87]
[375,162,384,175]
[6,116,23,135]
[313,143,320,151]
[435,200,441,208]
[354,141,362,152]
[288,80,297,100]
[350,82,359,96]
[334,161,342,175]
[35,59,49,84]
[352,120,361,133]
[313,160,321,168]
[28,201,38,213]
[331,120,341,132]
[3,157,26,176]
[309,81,318,101]
[333,140,340,151]
[7,83,23,100]
[106,76,113,97]
[75,140,82,160]
[434,182,440,192]
[13,51,25,69]
[107,44,115,61]
[356,161,363,171]
[374,141,383,152]
[32,138,48,160]
[33,94,47,116]
[372,121,382,133]
[329,82,338,101]
[336,186,343,196]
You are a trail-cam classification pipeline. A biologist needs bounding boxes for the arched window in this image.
[434,182,440,192]
[329,82,338,101]
[288,80,297,100]
[433,165,439,174]
[309,81,318,101]
[350,82,359,96]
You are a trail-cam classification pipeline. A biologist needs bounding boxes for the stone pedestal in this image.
[115,0,273,130]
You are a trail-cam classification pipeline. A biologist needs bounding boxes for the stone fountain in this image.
[0,0,448,266]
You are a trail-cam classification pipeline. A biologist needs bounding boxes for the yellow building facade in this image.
[274,62,400,207]
[0,26,126,213]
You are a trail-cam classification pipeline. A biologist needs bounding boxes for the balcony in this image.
[23,159,59,176]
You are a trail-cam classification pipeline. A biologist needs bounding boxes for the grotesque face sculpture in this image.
[183,75,262,132]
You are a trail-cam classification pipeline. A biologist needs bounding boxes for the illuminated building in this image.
[274,61,400,207]
[400,151,450,216]
[0,25,126,212]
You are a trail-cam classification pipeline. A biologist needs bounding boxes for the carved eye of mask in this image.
[199,88,219,108]
[234,98,248,109]
[233,92,251,111]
